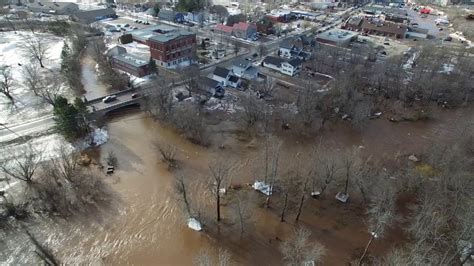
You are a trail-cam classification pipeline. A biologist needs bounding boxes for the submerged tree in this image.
[208,158,234,222]
[280,226,326,266]
[358,185,397,265]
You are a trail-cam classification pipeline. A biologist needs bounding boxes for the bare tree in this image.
[251,77,276,99]
[230,190,253,238]
[280,226,326,266]
[358,185,397,265]
[265,138,282,208]
[311,150,338,197]
[239,92,267,129]
[37,73,62,106]
[0,143,43,184]
[142,78,175,121]
[21,36,50,68]
[154,141,178,170]
[49,144,78,182]
[22,64,43,96]
[294,173,310,222]
[194,247,232,266]
[279,170,298,222]
[208,158,234,222]
[0,65,14,103]
[175,174,192,217]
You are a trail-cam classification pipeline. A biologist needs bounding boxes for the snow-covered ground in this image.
[0,31,65,126]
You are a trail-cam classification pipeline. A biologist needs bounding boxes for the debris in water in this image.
[408,154,420,162]
[253,181,272,196]
[335,192,349,203]
[187,218,202,231]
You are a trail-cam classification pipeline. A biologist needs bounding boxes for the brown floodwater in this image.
[82,50,109,100]
[53,105,472,265]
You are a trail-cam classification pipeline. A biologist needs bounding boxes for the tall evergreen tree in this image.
[149,57,157,74]
[53,96,88,140]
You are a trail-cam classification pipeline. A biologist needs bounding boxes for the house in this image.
[262,56,302,76]
[232,58,251,77]
[231,59,258,80]
[110,53,151,77]
[227,75,241,88]
[158,9,184,23]
[278,40,312,60]
[215,24,233,36]
[199,77,225,98]
[214,22,257,40]
[232,22,257,39]
[27,1,79,15]
[266,9,291,23]
[71,8,116,24]
[316,29,359,47]
[212,66,231,86]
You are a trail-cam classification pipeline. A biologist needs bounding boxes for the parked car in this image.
[131,93,140,99]
[102,95,117,103]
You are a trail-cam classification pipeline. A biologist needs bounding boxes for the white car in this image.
[102,95,117,103]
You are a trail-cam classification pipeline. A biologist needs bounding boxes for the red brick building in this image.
[147,31,196,68]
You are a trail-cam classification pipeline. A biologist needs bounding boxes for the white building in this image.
[262,56,302,77]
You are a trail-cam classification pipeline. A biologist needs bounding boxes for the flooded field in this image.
[53,105,472,265]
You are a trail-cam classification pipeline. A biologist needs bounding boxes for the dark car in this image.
[131,93,140,99]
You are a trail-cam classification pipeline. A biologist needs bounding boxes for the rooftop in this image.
[112,53,148,68]
[148,31,195,43]
[317,29,359,42]
[131,25,193,43]
[287,58,303,67]
[213,66,230,78]
[233,22,256,31]
[215,24,233,33]
[263,56,285,66]
[232,58,251,69]
[361,18,407,35]
[28,1,78,10]
[200,77,221,89]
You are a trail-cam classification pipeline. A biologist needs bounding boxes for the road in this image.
[0,115,55,143]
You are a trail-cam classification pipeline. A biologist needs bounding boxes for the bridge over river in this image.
[86,79,188,118]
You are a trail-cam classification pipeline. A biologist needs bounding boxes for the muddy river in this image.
[54,105,472,265]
